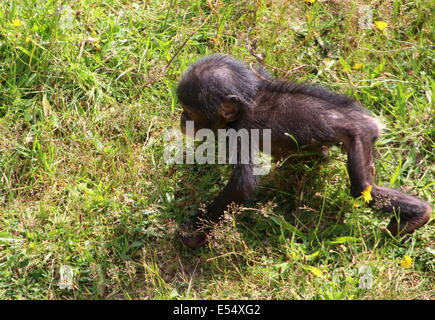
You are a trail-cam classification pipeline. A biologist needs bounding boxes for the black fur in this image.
[176,54,432,248]
[177,54,264,116]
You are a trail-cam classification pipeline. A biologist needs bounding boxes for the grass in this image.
[0,0,433,300]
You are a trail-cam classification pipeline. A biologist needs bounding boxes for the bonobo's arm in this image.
[179,163,258,248]
[205,163,258,222]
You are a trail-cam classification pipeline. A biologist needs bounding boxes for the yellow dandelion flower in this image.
[310,267,323,277]
[304,266,323,277]
[25,35,32,43]
[374,21,388,31]
[361,185,373,203]
[304,0,317,3]
[352,63,364,70]
[12,19,22,27]
[399,255,413,268]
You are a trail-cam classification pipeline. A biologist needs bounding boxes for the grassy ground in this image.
[0,0,433,300]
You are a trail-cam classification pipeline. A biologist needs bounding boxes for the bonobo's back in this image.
[259,79,367,112]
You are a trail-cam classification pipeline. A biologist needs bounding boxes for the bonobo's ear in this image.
[219,96,243,122]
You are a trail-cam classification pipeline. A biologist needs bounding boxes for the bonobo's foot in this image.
[387,205,432,236]
[370,186,432,236]
[178,219,208,249]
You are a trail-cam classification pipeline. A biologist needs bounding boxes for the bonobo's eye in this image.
[186,111,195,119]
[182,106,196,120]
[182,110,191,120]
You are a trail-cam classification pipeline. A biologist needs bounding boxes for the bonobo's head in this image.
[177,54,266,134]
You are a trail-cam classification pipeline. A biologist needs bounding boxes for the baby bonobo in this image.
[176,54,431,249]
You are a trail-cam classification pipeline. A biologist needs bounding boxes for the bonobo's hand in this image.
[178,218,208,249]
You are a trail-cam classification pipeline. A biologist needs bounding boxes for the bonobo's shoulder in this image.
[263,79,358,107]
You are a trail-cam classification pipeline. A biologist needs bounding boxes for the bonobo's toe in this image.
[387,204,432,236]
[178,221,208,249]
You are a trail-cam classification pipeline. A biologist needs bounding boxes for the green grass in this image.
[0,0,433,299]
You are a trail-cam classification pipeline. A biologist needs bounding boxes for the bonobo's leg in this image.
[343,122,431,236]
[345,136,373,198]
[179,163,258,248]
[372,187,431,235]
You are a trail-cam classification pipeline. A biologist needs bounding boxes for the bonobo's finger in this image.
[179,232,208,249]
[178,220,208,249]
